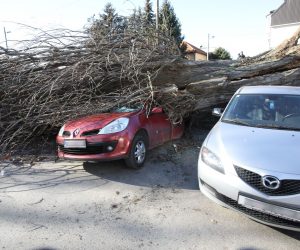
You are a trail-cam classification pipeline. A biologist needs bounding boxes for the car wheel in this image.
[125,132,148,169]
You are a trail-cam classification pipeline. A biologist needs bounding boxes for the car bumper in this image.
[198,159,300,231]
[57,135,131,161]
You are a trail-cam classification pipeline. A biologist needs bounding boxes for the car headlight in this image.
[200,146,224,174]
[58,125,65,136]
[98,117,129,135]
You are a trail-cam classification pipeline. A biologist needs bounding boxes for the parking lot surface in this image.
[0,131,299,249]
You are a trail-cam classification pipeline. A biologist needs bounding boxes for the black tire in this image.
[125,132,148,169]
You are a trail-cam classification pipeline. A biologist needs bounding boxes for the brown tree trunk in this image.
[152,28,300,119]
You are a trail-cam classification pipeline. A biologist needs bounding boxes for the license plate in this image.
[64,139,86,148]
[238,195,300,222]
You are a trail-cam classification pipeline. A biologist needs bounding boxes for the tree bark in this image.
[153,55,300,112]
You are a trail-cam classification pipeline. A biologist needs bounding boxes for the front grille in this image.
[81,129,99,136]
[218,193,300,229]
[58,141,117,155]
[235,166,300,196]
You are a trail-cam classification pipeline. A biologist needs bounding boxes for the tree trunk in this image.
[152,27,300,119]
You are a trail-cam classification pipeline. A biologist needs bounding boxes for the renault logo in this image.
[73,128,80,137]
[262,175,281,190]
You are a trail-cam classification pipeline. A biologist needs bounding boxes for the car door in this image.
[147,107,172,147]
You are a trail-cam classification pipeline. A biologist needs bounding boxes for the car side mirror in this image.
[212,108,223,117]
[151,107,163,114]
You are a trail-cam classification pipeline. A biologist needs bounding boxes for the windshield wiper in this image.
[255,124,300,131]
[222,118,251,126]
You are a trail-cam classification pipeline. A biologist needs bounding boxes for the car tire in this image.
[125,132,148,169]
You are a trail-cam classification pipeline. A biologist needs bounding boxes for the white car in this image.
[198,85,300,231]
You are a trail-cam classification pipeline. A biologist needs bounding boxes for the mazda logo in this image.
[262,175,281,190]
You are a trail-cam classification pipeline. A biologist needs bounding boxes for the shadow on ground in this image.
[274,228,300,240]
[83,139,201,190]
[0,162,108,193]
[82,129,209,191]
[0,130,208,193]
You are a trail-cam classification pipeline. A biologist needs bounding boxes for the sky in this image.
[0,0,284,59]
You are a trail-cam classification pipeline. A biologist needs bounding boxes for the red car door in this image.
[147,107,172,147]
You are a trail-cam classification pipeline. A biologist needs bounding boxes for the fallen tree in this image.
[1,25,300,155]
[0,26,181,154]
[154,26,300,113]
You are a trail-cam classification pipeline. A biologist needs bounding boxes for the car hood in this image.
[206,122,300,175]
[64,112,133,131]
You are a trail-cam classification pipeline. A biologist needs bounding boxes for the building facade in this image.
[267,0,300,49]
[181,41,207,61]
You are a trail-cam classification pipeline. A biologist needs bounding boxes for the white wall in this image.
[269,22,300,48]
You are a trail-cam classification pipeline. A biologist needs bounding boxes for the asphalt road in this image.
[0,131,299,250]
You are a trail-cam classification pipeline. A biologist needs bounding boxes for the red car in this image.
[56,106,184,168]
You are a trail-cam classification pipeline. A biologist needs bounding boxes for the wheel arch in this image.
[134,128,149,147]
[124,128,149,169]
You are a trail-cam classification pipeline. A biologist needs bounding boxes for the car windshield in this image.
[113,104,143,113]
[222,93,300,131]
